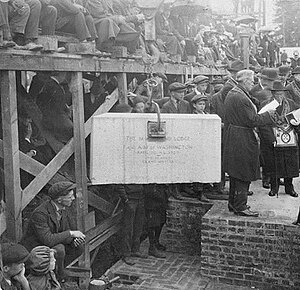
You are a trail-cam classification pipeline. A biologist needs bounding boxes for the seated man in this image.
[51,0,97,42]
[21,181,85,281]
[0,242,31,290]
[86,0,140,53]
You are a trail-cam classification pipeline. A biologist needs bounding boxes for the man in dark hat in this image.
[21,181,85,281]
[161,82,190,113]
[259,80,299,198]
[0,243,31,290]
[286,66,300,106]
[278,65,291,86]
[221,59,244,102]
[184,75,209,103]
[224,70,276,217]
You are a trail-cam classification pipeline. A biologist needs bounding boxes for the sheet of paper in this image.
[258,99,279,114]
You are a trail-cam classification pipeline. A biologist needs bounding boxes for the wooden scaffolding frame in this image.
[0,49,226,288]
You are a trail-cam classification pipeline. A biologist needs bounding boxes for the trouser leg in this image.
[270,177,279,193]
[40,5,57,35]
[228,176,236,210]
[24,0,41,39]
[284,177,294,193]
[131,199,145,253]
[53,244,66,281]
[122,200,135,257]
[234,178,250,212]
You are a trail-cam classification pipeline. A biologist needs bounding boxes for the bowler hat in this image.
[271,80,287,91]
[168,82,186,92]
[278,65,290,76]
[227,60,244,72]
[1,243,30,266]
[48,181,76,200]
[258,68,279,81]
[191,94,208,103]
[292,66,300,75]
[193,75,209,85]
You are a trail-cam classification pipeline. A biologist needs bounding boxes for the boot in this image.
[148,245,166,258]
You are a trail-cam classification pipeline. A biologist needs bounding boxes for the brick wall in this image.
[201,202,300,290]
[161,197,211,255]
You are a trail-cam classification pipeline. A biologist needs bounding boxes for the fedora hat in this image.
[271,80,287,91]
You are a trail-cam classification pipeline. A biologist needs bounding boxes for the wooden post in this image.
[0,71,22,241]
[70,72,90,289]
[116,73,127,104]
[240,33,250,69]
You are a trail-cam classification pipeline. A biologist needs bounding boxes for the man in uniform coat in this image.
[21,181,85,281]
[224,70,275,217]
[184,75,209,104]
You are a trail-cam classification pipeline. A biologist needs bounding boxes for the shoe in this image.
[182,185,195,196]
[148,247,166,258]
[171,188,184,200]
[131,251,148,259]
[228,203,236,212]
[122,256,135,266]
[286,190,298,197]
[292,221,300,226]
[268,190,277,197]
[1,40,16,48]
[234,209,259,217]
[247,191,254,196]
[156,243,166,251]
[262,180,270,189]
[25,42,43,51]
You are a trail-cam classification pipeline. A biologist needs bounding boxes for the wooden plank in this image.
[87,191,114,215]
[70,72,90,288]
[0,51,228,76]
[85,211,95,232]
[0,70,22,241]
[21,140,74,209]
[0,210,6,236]
[89,224,121,252]
[116,73,127,104]
[86,210,123,242]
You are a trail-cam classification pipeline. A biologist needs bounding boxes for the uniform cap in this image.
[48,181,76,200]
[258,68,279,81]
[271,80,287,91]
[1,243,30,266]
[292,66,300,75]
[29,246,52,275]
[227,60,244,72]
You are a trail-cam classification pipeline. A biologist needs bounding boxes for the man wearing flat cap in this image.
[0,242,31,290]
[161,82,190,114]
[184,75,209,104]
[21,181,85,281]
[286,66,300,107]
[224,70,276,217]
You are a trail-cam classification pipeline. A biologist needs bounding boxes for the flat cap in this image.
[191,94,208,103]
[113,103,132,113]
[48,181,76,200]
[193,75,209,85]
[227,60,244,72]
[1,243,30,265]
[168,82,186,92]
[278,65,290,76]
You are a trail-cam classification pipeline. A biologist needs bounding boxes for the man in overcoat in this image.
[223,70,275,217]
[21,181,85,281]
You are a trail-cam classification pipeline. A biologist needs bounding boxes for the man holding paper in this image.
[259,80,299,198]
[224,70,276,217]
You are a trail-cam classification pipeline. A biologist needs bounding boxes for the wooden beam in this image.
[70,71,90,289]
[0,70,22,241]
[21,140,74,209]
[0,50,228,76]
[86,210,123,242]
[87,191,114,215]
[116,73,127,104]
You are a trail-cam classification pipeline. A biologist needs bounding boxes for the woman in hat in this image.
[27,246,61,290]
[259,80,299,197]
